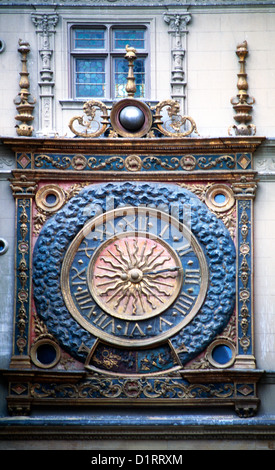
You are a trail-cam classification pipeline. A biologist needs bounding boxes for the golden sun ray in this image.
[91,235,182,319]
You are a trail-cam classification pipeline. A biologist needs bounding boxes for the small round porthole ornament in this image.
[0,238,9,255]
[31,338,61,369]
[205,184,235,213]
[207,338,236,369]
[110,98,152,138]
[0,39,6,54]
[35,184,65,213]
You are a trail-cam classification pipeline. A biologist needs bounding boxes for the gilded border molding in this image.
[28,152,251,171]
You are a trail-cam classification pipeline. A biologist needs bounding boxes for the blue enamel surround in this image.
[32,181,236,365]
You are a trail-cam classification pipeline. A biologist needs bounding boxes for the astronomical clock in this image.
[2,45,264,418]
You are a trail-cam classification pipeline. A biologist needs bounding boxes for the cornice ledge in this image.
[0,0,275,7]
[0,136,266,155]
[1,417,275,441]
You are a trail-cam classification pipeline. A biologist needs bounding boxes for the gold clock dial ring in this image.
[61,206,209,348]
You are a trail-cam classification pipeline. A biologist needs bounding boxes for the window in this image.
[70,25,148,100]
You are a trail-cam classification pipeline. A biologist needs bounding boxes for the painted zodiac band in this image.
[81,199,192,249]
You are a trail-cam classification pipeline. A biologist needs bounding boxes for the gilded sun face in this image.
[88,235,183,320]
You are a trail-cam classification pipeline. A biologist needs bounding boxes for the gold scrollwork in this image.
[30,378,235,400]
[179,182,236,239]
[197,155,235,169]
[68,99,109,138]
[152,99,199,137]
[87,155,124,170]
[179,182,213,203]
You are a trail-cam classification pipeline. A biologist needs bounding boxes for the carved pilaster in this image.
[163,12,191,114]
[31,12,59,137]
[9,174,38,369]
[232,177,258,369]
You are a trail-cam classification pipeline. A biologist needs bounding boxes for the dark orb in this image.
[119,106,145,132]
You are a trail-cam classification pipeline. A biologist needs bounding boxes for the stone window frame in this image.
[68,21,151,101]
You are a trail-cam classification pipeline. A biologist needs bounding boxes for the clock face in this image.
[89,233,183,320]
[33,181,236,367]
[61,207,208,347]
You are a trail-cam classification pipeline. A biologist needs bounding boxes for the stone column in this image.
[163,12,191,115]
[31,12,59,137]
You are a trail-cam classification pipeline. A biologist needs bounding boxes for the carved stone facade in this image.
[1,0,275,450]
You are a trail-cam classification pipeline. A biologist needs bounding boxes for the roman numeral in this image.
[175,243,193,257]
[159,317,173,331]
[93,312,115,332]
[185,269,200,284]
[173,292,196,316]
[123,322,146,337]
[74,288,94,309]
[71,267,86,284]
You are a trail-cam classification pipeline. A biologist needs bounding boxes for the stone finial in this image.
[229,41,256,136]
[14,39,36,136]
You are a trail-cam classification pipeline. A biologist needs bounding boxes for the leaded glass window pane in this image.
[75,58,105,98]
[114,29,145,50]
[74,29,105,49]
[114,57,145,98]
[71,25,148,99]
